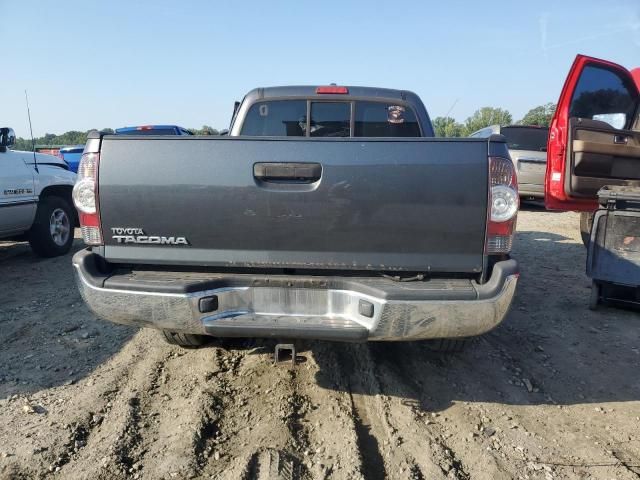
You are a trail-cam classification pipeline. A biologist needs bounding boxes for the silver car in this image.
[470,125,549,198]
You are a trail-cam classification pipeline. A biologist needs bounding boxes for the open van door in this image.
[545,55,640,211]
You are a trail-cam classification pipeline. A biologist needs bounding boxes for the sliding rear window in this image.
[240,100,421,137]
[310,102,350,137]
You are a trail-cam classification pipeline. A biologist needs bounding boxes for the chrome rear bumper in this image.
[73,250,518,342]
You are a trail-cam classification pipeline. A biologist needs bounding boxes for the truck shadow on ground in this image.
[310,228,640,412]
[0,239,136,400]
[519,199,547,212]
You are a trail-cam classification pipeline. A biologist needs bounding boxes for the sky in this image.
[1,0,639,137]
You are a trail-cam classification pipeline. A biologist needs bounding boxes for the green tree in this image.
[14,138,35,151]
[191,125,219,135]
[12,125,223,151]
[464,107,513,135]
[432,116,466,137]
[57,130,87,145]
[519,103,556,126]
[13,130,93,151]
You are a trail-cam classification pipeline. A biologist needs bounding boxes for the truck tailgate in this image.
[98,137,488,273]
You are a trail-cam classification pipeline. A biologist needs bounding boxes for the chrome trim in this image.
[0,200,37,208]
[73,264,518,342]
[372,275,517,340]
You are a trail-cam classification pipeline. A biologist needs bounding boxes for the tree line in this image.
[432,102,556,137]
[13,126,221,151]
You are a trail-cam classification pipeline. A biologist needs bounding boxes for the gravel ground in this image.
[0,207,639,480]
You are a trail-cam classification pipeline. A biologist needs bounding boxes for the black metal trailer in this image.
[587,186,640,310]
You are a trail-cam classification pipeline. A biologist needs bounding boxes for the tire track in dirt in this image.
[55,336,238,480]
[185,340,366,479]
[371,341,517,480]
[0,328,167,479]
[312,342,387,480]
[199,342,310,479]
[133,343,229,479]
[53,330,170,479]
[349,391,387,480]
[327,343,444,479]
[296,342,364,479]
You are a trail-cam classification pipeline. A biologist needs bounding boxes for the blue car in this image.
[115,125,193,136]
[58,145,84,173]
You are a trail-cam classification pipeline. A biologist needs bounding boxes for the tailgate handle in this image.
[254,163,322,183]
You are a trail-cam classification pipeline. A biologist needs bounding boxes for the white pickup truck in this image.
[0,127,77,257]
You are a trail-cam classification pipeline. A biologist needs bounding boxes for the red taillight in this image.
[138,126,153,130]
[486,156,519,254]
[316,86,349,94]
[79,212,99,227]
[72,152,103,245]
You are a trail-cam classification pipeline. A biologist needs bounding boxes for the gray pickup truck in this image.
[72,86,519,350]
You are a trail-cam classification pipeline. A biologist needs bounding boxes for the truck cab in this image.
[0,127,77,257]
[229,85,434,138]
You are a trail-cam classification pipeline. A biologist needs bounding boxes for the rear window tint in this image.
[240,100,306,136]
[310,102,350,137]
[355,102,421,137]
[501,127,548,152]
[239,99,422,137]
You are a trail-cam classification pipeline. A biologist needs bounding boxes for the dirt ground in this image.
[0,206,639,480]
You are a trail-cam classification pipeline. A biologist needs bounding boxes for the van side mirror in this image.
[219,129,229,136]
[0,127,16,150]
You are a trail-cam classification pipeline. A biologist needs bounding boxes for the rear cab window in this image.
[240,100,422,137]
[240,100,307,136]
[501,127,549,152]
